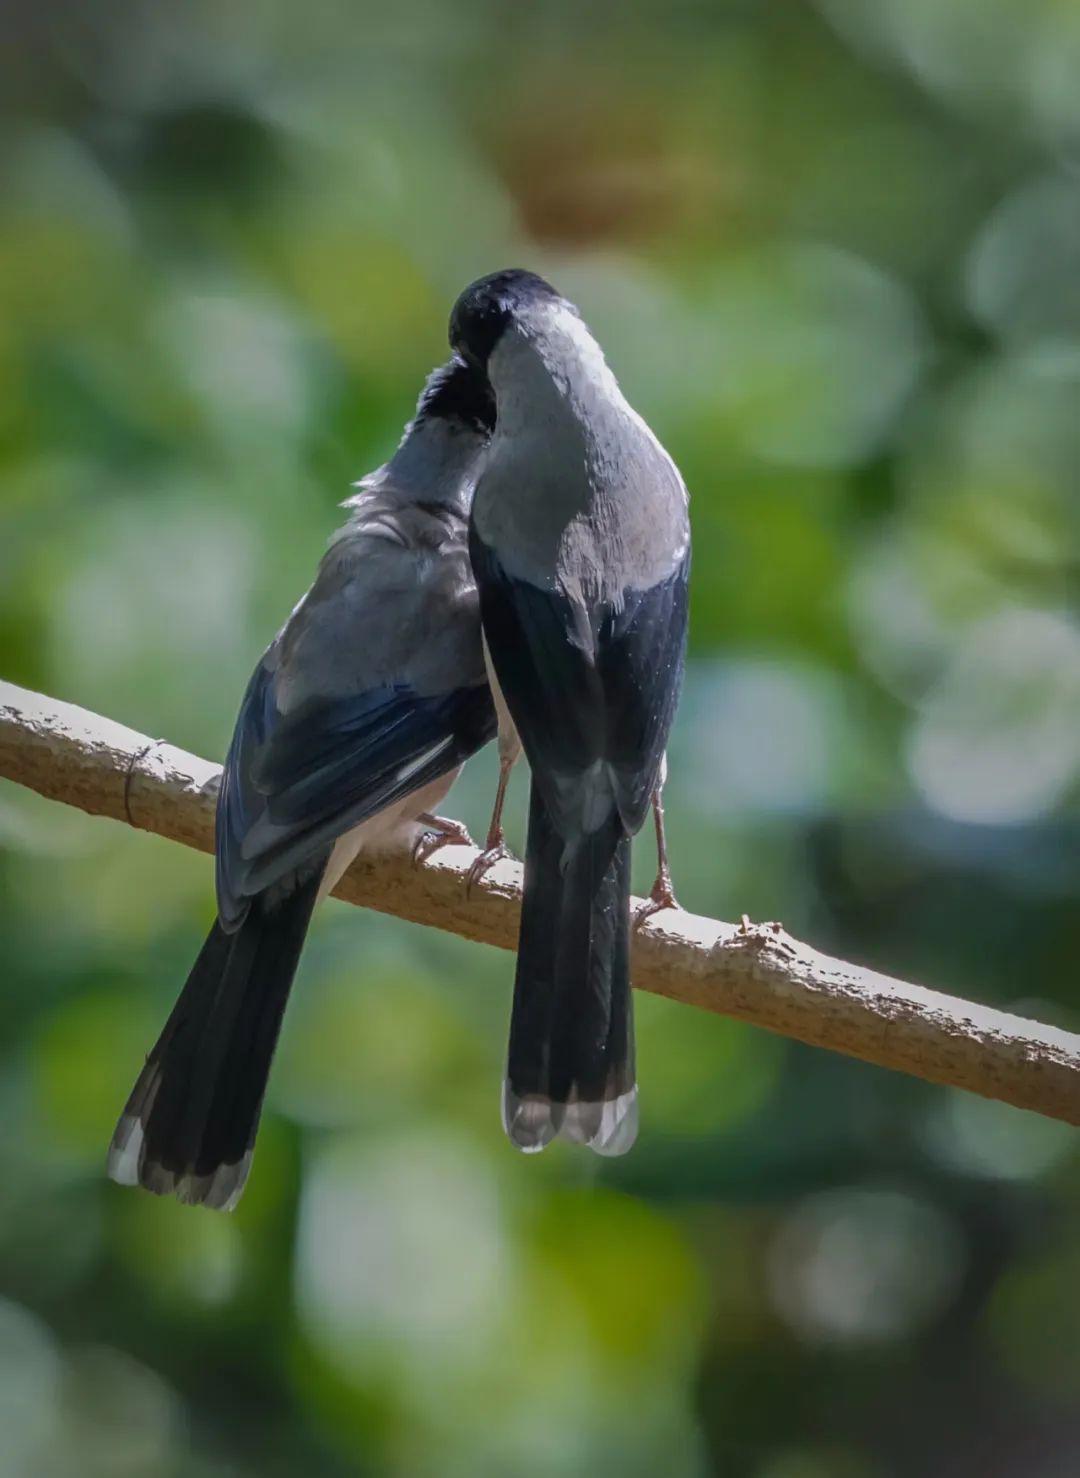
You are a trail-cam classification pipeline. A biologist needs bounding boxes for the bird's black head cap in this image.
[416,354,496,435]
[449,269,566,369]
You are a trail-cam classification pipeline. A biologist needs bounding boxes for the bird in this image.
[107,356,498,1209]
[451,269,691,1156]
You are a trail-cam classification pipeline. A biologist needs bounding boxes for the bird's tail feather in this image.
[107,868,323,1210]
[504,778,636,1156]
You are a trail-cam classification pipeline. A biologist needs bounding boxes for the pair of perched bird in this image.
[107,269,692,1210]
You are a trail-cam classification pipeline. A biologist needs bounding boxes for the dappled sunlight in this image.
[1,0,1078,1472]
[768,1188,965,1346]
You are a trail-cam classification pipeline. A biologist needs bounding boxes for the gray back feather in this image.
[471,303,689,604]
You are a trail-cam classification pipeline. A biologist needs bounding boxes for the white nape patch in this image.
[106,1115,144,1186]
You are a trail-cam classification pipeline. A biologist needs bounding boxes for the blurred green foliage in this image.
[1,2,1079,1474]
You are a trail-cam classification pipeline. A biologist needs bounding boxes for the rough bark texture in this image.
[3,678,1079,1127]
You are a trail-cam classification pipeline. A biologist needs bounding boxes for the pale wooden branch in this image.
[2,678,1079,1128]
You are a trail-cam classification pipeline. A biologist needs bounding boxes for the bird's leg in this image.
[412,813,475,866]
[633,784,682,929]
[465,752,517,893]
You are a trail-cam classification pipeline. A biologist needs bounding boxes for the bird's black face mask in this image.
[449,268,563,369]
[418,356,496,436]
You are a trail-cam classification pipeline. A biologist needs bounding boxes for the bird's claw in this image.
[465,832,516,895]
[633,870,682,931]
[412,815,474,866]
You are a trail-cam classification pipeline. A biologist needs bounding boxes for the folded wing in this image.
[217,511,497,930]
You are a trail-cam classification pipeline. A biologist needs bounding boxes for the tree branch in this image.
[2,679,1079,1127]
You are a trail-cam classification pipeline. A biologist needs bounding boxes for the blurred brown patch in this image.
[479,74,730,246]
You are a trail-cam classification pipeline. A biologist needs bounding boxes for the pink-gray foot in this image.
[465,827,517,894]
[633,867,683,930]
[412,814,474,866]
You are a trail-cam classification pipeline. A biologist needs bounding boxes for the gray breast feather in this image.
[472,380,689,602]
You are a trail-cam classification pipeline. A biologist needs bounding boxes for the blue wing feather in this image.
[470,528,688,837]
[215,664,495,930]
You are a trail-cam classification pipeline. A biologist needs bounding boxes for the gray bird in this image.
[108,358,497,1209]
[451,269,691,1156]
